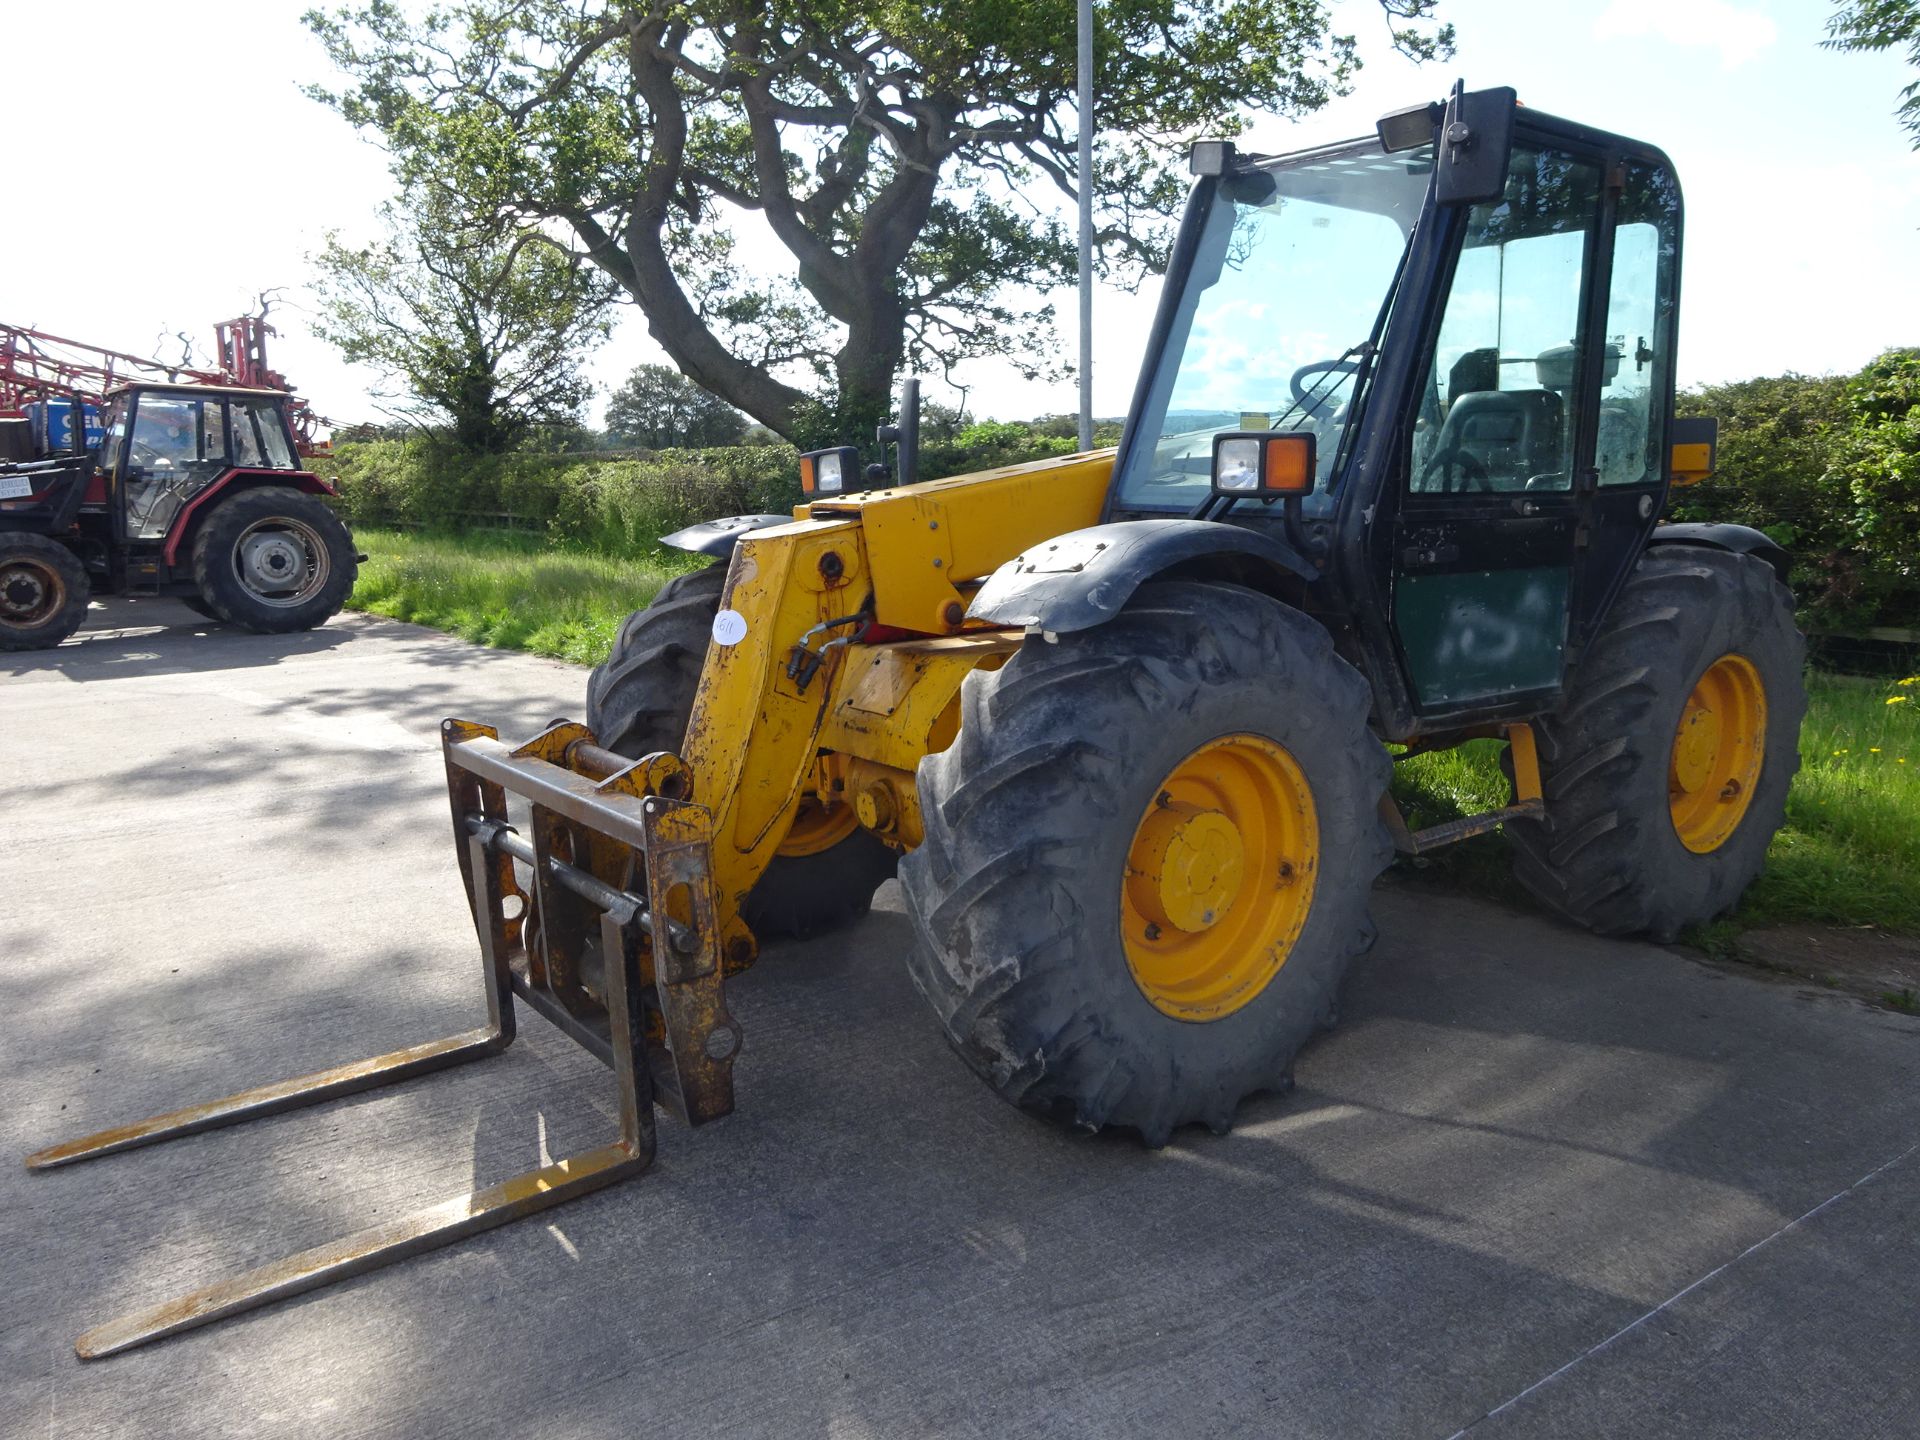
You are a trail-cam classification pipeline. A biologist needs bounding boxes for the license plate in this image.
[0,475,34,500]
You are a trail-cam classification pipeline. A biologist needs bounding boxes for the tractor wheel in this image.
[0,534,90,651]
[899,581,1393,1145]
[191,488,356,634]
[1505,547,1805,941]
[586,562,898,939]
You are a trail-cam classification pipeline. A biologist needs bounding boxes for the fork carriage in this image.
[29,719,736,1358]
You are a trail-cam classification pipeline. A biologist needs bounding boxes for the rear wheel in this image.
[586,563,898,939]
[191,488,356,634]
[0,534,89,651]
[1505,547,1805,940]
[900,581,1392,1145]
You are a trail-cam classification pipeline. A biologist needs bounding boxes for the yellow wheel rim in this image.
[1669,653,1767,854]
[1121,733,1319,1022]
[777,795,859,858]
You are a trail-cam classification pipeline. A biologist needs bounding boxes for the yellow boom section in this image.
[680,449,1115,954]
[805,449,1115,632]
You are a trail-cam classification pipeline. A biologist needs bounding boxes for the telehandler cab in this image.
[32,85,1803,1358]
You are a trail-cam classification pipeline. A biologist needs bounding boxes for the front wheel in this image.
[191,488,357,634]
[0,534,90,651]
[900,581,1393,1145]
[1505,547,1806,940]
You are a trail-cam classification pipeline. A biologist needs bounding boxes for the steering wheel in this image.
[1289,358,1362,415]
[1421,446,1490,494]
[130,440,167,467]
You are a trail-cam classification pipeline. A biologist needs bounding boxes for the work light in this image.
[798,445,860,497]
[1210,431,1316,498]
[1188,139,1237,177]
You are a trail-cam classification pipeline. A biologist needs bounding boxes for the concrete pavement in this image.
[3,597,1917,1439]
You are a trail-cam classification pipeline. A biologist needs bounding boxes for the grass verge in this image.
[1395,670,1920,937]
[346,527,701,667]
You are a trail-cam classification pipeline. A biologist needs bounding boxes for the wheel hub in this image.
[0,561,56,623]
[1668,653,1766,854]
[240,534,302,587]
[1121,733,1319,1022]
[1126,802,1245,933]
[232,517,327,607]
[1670,703,1722,795]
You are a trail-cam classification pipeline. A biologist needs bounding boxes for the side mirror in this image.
[1211,431,1316,500]
[1434,83,1516,207]
[874,376,921,488]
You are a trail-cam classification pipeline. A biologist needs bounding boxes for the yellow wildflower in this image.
[1890,696,1911,706]
[1900,676,1920,687]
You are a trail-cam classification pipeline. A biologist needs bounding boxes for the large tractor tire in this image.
[191,487,357,634]
[586,563,898,939]
[900,581,1393,1146]
[0,533,90,651]
[1505,547,1805,941]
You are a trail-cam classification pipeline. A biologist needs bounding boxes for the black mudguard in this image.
[660,513,793,558]
[968,519,1318,633]
[1646,522,1789,584]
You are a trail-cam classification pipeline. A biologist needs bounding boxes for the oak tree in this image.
[307,0,1449,442]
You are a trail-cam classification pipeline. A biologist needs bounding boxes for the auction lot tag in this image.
[712,609,748,646]
[0,475,34,500]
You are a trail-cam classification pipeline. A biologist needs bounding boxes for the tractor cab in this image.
[91,384,305,541]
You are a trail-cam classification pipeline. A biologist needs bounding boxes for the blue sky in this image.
[4,0,1915,429]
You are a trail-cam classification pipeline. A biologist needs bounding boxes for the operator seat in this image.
[1426,347,1564,490]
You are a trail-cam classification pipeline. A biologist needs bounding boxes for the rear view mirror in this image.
[1435,83,1516,207]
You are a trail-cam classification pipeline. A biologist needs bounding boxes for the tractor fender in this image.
[661,513,794,558]
[161,469,340,566]
[1645,522,1789,584]
[967,519,1318,633]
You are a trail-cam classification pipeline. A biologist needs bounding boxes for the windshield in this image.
[1115,140,1431,510]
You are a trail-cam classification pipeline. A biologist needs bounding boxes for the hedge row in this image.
[318,438,803,551]
[316,419,1115,553]
[1676,349,1920,633]
[321,365,1920,636]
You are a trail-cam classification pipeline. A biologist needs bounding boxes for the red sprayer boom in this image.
[0,312,329,456]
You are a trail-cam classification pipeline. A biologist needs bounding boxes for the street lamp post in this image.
[1077,0,1093,452]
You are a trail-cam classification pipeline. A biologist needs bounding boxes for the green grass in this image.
[1395,671,1920,935]
[346,527,701,666]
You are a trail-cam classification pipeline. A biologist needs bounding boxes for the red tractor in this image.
[0,319,358,650]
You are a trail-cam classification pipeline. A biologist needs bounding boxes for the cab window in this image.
[1410,146,1603,495]
[124,394,230,540]
[233,398,295,469]
[1596,164,1681,487]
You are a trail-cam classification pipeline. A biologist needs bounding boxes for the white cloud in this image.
[1593,0,1779,70]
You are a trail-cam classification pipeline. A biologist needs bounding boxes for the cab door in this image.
[1388,141,1605,717]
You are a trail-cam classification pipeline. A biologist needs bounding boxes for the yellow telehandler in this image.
[30,85,1803,1358]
